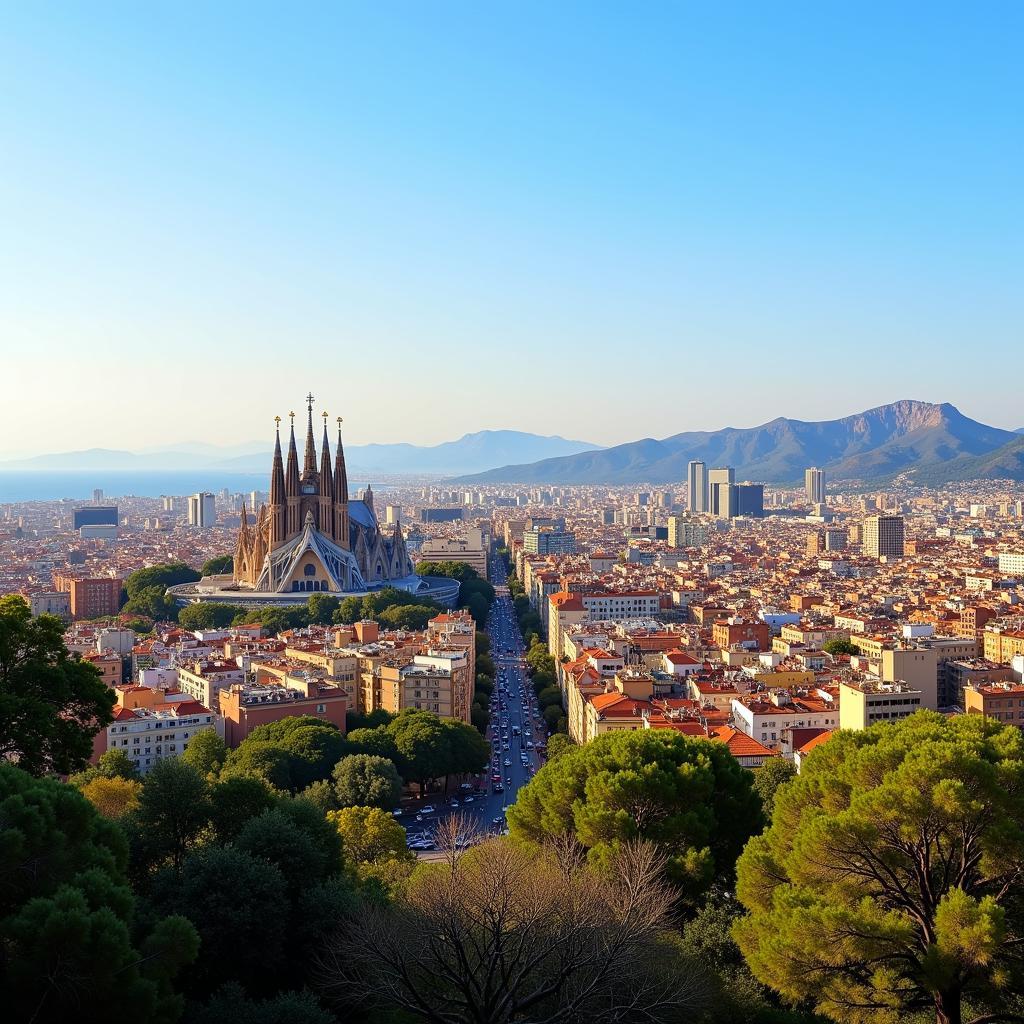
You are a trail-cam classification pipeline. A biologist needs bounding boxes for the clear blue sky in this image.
[1,1,1021,454]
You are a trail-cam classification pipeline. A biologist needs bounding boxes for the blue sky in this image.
[1,2,1021,454]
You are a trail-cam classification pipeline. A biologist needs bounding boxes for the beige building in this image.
[964,681,1024,725]
[839,680,923,730]
[418,527,489,578]
[176,659,246,713]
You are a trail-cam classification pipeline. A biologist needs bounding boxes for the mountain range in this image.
[0,431,600,478]
[454,401,1023,485]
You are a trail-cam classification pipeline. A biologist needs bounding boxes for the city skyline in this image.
[3,3,1023,451]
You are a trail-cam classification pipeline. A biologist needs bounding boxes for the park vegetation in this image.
[12,585,1024,1023]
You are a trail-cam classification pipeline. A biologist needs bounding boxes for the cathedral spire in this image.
[285,411,300,497]
[302,391,318,481]
[334,416,349,504]
[319,411,333,498]
[269,416,285,505]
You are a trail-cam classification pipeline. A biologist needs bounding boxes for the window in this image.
[316,703,326,713]
[304,563,316,577]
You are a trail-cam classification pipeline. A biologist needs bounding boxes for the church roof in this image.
[349,500,377,530]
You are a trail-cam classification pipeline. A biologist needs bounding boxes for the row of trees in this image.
[119,557,495,636]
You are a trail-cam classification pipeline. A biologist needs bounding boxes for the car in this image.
[415,813,423,821]
[463,795,474,803]
[392,808,403,816]
[492,784,504,793]
[506,776,512,784]
[450,798,460,806]
[504,758,512,766]
[421,805,436,814]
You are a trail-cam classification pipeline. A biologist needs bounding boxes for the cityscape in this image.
[3,6,1024,1024]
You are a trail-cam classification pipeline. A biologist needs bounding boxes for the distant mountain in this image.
[910,434,1024,485]
[454,401,1016,485]
[0,431,600,478]
[217,430,600,475]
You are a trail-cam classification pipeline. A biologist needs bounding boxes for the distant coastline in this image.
[0,471,373,503]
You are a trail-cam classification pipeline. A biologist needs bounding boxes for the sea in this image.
[0,471,374,503]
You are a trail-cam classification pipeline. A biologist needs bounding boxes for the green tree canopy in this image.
[0,595,115,775]
[334,596,363,624]
[191,983,336,1024]
[220,740,294,791]
[181,727,228,777]
[377,602,437,631]
[333,753,403,809]
[209,775,279,843]
[822,637,859,657]
[200,555,234,576]
[79,774,143,819]
[223,716,348,792]
[544,733,575,762]
[129,757,212,874]
[734,711,1024,1024]
[346,708,394,731]
[122,584,180,621]
[328,805,410,865]
[68,747,140,787]
[750,757,796,818]
[178,602,246,630]
[306,592,340,625]
[346,725,403,768]
[152,846,289,997]
[508,730,761,896]
[386,709,452,794]
[0,763,198,1023]
[124,561,200,600]
[443,717,490,777]
[236,806,341,896]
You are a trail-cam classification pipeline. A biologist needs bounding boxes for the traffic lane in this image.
[400,564,540,841]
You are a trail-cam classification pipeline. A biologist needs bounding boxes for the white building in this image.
[105,696,222,775]
[730,689,839,756]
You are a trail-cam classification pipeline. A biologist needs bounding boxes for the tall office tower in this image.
[707,467,734,517]
[188,492,217,528]
[804,467,825,504]
[863,514,904,559]
[734,482,765,518]
[93,488,104,504]
[687,461,708,514]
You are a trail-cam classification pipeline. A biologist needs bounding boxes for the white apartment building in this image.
[105,698,223,775]
[730,689,839,756]
[997,552,1024,577]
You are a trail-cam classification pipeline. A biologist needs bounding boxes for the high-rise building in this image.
[804,467,825,504]
[73,506,118,530]
[187,492,217,528]
[863,514,904,559]
[708,467,734,517]
[53,572,124,620]
[93,488,104,504]
[734,483,764,518]
[667,515,707,548]
[687,461,708,514]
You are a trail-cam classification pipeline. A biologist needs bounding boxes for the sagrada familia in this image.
[233,394,413,595]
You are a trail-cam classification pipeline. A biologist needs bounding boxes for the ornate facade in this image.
[233,395,412,595]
